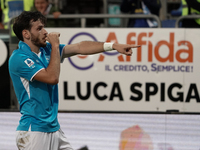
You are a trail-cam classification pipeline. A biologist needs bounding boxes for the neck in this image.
[31,45,40,54]
[24,40,40,54]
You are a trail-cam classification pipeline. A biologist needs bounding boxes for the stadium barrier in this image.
[175,14,200,28]
[45,14,162,28]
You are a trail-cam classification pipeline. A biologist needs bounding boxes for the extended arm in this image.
[62,41,140,58]
[33,34,140,85]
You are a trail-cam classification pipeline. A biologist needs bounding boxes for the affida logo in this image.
[104,32,193,63]
[67,32,193,70]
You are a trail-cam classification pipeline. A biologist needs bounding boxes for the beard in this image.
[31,33,47,47]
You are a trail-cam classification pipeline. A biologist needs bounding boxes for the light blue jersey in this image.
[9,41,65,132]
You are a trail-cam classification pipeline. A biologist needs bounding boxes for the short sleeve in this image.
[9,53,44,81]
[45,42,66,62]
[59,44,65,59]
[45,42,65,56]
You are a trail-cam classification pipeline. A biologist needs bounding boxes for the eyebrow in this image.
[37,24,45,28]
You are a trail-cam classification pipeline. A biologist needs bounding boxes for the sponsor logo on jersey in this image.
[24,58,34,67]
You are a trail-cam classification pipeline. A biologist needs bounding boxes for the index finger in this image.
[131,45,141,48]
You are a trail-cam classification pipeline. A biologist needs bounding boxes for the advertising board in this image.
[0,112,200,150]
[44,28,200,112]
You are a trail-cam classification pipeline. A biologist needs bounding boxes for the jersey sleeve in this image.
[9,53,44,82]
[45,42,66,62]
[46,42,65,56]
[59,44,66,63]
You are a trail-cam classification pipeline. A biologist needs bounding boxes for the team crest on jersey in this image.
[24,58,34,67]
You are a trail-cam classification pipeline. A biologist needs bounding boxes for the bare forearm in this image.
[46,44,60,81]
[78,41,104,55]
[33,44,61,84]
[62,41,105,58]
[45,32,61,81]
[62,41,140,59]
[33,32,62,85]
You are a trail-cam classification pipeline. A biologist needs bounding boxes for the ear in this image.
[22,30,30,40]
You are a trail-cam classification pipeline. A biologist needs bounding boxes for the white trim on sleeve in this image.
[30,68,45,82]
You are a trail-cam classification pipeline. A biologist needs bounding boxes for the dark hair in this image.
[13,11,47,41]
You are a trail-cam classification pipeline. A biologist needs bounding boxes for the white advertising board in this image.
[0,39,8,67]
[0,112,200,150]
[45,28,200,112]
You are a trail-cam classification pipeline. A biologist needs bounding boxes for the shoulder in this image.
[9,50,29,72]
[9,50,26,63]
[9,49,32,64]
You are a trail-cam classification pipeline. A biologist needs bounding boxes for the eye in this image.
[37,27,42,31]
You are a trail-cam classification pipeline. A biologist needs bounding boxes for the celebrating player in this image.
[9,11,140,150]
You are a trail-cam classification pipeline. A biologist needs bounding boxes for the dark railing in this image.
[175,15,200,28]
[45,14,162,28]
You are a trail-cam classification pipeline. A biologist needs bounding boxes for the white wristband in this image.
[103,43,114,51]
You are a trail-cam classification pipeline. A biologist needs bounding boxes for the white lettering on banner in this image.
[43,28,200,112]
[105,64,193,72]
[0,40,8,67]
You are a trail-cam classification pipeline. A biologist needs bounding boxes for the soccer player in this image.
[9,11,140,150]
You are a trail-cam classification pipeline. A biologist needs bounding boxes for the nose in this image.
[43,28,48,36]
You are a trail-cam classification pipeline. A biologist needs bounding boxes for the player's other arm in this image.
[62,41,140,58]
[33,32,61,85]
